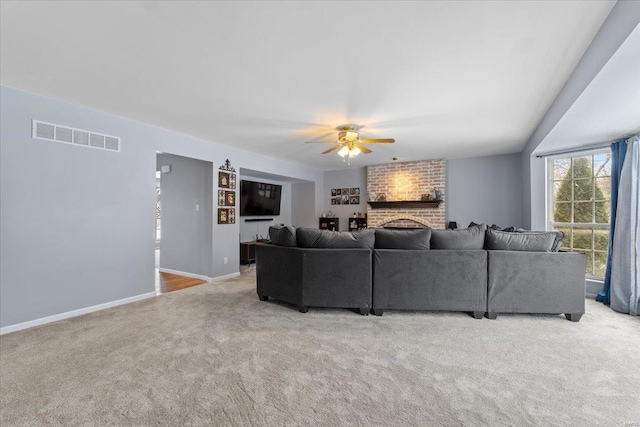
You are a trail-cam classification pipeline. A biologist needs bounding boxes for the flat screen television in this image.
[240,180,282,216]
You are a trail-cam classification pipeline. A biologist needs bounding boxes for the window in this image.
[548,150,611,279]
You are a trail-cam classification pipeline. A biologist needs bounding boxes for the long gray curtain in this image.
[610,135,639,315]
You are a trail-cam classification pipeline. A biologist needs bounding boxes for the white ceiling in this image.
[0,1,620,170]
[536,22,640,153]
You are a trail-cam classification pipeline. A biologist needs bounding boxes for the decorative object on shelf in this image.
[376,193,386,201]
[217,159,236,223]
[319,217,339,231]
[421,193,432,201]
[369,191,376,202]
[447,221,458,230]
[349,217,367,231]
[434,188,442,200]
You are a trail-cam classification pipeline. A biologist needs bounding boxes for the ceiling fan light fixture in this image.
[338,126,359,142]
[338,145,361,159]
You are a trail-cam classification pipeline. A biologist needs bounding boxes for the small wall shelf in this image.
[368,200,442,209]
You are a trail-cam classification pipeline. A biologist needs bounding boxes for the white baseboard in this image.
[158,268,212,282]
[0,292,156,336]
[210,272,241,282]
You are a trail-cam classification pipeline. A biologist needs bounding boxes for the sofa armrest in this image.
[256,244,372,309]
[487,250,586,315]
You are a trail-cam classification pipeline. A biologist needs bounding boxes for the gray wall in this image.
[448,154,522,229]
[0,86,324,329]
[291,181,316,228]
[322,168,367,231]
[157,154,213,277]
[521,1,640,230]
[238,176,291,242]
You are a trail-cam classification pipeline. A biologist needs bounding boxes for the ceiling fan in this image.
[305,126,395,161]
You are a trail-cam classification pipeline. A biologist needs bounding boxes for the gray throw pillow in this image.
[431,224,487,249]
[513,229,564,251]
[485,229,556,252]
[375,228,431,250]
[269,225,297,247]
[296,227,375,249]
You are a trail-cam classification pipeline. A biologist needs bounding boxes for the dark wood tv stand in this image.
[240,240,269,265]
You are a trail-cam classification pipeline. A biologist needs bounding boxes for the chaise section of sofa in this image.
[486,250,586,321]
[372,249,487,318]
[255,227,374,314]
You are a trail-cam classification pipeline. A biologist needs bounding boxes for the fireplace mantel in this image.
[367,200,442,209]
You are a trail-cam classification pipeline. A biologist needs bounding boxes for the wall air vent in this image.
[32,120,120,152]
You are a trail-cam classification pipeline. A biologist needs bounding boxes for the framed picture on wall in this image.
[224,191,235,206]
[336,189,342,196]
[350,196,360,204]
[218,208,229,224]
[341,195,349,204]
[350,187,360,195]
[229,208,236,224]
[218,190,225,206]
[229,174,236,189]
[218,172,230,188]
[342,188,349,196]
[331,188,337,196]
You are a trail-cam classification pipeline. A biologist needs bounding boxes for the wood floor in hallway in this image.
[158,272,207,294]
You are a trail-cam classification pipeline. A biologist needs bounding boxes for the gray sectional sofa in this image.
[255,225,586,321]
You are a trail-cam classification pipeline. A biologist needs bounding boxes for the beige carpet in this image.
[1,267,639,426]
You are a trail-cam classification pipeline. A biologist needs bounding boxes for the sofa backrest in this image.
[296,227,375,249]
[374,228,431,250]
[430,224,487,249]
[484,229,558,252]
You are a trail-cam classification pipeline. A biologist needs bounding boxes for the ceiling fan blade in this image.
[354,143,372,154]
[305,140,338,144]
[359,138,395,144]
[321,145,342,154]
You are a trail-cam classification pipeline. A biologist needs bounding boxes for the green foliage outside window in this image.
[554,157,609,224]
[551,153,611,278]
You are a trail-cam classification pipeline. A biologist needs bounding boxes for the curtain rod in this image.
[535,140,616,158]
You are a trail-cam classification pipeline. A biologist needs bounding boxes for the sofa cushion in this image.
[269,225,297,247]
[485,229,556,252]
[431,224,487,249]
[374,228,431,250]
[514,228,564,252]
[296,227,375,249]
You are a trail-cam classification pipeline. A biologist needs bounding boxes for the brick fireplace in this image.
[366,159,446,229]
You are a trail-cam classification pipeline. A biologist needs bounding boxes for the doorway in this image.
[155,153,213,294]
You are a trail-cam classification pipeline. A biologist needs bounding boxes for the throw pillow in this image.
[484,229,556,252]
[269,225,297,247]
[431,224,487,250]
[296,228,375,249]
[374,228,431,250]
[513,229,564,252]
